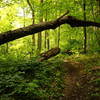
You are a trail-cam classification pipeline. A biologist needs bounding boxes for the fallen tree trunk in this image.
[38,47,60,61]
[0,13,100,45]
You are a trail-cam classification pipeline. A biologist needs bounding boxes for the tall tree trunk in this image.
[44,30,50,50]
[37,0,43,53]
[57,9,61,48]
[55,0,58,47]
[26,0,35,47]
[32,11,35,46]
[83,0,87,53]
[44,1,50,50]
[90,1,100,47]
[47,32,50,50]
[96,0,100,46]
[38,31,42,53]
[44,7,47,49]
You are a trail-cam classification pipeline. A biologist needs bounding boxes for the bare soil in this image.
[61,60,100,100]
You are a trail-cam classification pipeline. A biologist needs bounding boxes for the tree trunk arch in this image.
[0,13,100,45]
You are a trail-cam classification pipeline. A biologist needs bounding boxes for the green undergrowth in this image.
[0,53,100,100]
[0,56,64,100]
[62,53,100,68]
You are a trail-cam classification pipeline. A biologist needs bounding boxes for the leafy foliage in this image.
[0,57,64,100]
[0,0,100,100]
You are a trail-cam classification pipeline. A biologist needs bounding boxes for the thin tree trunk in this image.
[38,31,42,52]
[90,1,100,47]
[96,0,100,46]
[44,31,50,50]
[44,6,47,49]
[32,11,35,46]
[37,0,43,53]
[26,0,35,46]
[91,0,100,47]
[83,0,87,53]
[47,32,50,50]
[6,43,8,53]
[55,0,58,47]
[58,27,60,47]
[44,2,50,50]
[57,10,61,48]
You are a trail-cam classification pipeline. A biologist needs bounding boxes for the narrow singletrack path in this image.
[61,60,100,100]
[61,60,84,100]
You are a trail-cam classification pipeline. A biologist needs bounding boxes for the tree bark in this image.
[44,2,50,50]
[37,0,43,53]
[0,14,100,45]
[26,0,36,46]
[83,0,87,53]
[38,47,60,61]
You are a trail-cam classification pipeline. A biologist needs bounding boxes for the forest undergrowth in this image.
[0,55,64,100]
[0,53,100,100]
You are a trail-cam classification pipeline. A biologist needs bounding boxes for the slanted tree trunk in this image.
[0,13,100,45]
[38,47,60,61]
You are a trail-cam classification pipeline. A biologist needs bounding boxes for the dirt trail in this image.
[61,60,100,100]
[61,60,85,100]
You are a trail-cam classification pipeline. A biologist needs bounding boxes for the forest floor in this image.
[0,53,100,100]
[61,55,100,100]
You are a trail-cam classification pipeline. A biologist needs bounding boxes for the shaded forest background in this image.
[0,0,100,58]
[0,0,100,100]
